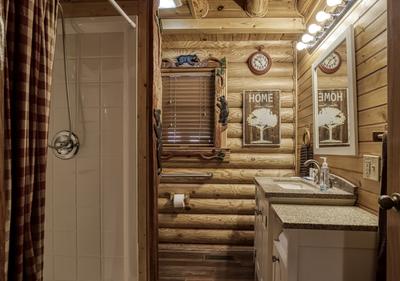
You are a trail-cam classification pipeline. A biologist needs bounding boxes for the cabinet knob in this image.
[378,193,400,211]
[272,255,280,263]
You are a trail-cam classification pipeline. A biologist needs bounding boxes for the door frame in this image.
[137,0,159,280]
[387,0,400,280]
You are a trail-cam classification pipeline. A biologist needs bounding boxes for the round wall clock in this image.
[319,51,342,74]
[247,47,272,75]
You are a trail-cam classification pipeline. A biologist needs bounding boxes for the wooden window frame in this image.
[160,58,229,162]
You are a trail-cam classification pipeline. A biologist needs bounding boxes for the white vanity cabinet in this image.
[269,204,378,281]
[271,229,377,281]
[254,176,361,281]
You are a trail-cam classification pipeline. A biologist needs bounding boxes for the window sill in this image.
[161,148,230,162]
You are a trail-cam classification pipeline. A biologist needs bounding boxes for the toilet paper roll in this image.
[173,194,186,208]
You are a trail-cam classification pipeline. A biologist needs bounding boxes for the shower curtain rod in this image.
[108,0,137,29]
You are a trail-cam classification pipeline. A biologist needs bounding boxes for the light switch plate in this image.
[363,155,381,182]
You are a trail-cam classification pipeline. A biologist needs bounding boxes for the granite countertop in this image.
[271,204,378,231]
[254,177,356,200]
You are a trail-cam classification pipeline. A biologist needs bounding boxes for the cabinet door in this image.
[260,199,271,281]
[254,189,263,280]
[272,245,287,281]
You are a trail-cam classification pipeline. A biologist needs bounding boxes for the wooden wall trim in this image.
[387,0,400,279]
[137,0,158,280]
[0,5,5,281]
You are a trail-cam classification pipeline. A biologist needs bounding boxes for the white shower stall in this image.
[44,16,138,281]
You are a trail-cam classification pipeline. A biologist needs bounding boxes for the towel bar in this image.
[160,172,213,179]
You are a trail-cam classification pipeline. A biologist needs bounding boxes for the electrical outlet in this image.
[363,155,381,182]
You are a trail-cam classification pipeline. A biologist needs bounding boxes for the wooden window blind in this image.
[162,71,216,147]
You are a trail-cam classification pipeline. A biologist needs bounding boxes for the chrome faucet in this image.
[304,159,321,185]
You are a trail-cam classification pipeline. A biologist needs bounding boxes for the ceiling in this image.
[159,0,319,41]
[59,0,322,42]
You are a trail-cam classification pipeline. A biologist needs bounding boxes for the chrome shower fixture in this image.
[50,130,79,160]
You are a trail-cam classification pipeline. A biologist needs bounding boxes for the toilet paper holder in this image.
[168,193,191,209]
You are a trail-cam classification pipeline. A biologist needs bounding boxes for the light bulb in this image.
[296,42,307,51]
[159,0,182,9]
[316,11,332,22]
[327,0,343,7]
[301,34,315,43]
[308,24,322,34]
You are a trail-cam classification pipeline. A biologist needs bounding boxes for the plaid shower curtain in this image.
[2,0,58,280]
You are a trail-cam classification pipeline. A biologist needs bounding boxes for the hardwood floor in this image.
[159,244,255,281]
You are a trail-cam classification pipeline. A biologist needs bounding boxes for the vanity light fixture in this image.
[316,11,332,22]
[308,24,323,34]
[301,34,315,43]
[296,0,356,52]
[326,0,344,7]
[296,42,308,51]
[159,0,183,9]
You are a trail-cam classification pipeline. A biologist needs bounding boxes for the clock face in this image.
[319,51,341,74]
[248,51,272,75]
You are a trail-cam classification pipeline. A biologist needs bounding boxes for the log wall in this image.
[159,40,296,281]
[297,0,387,213]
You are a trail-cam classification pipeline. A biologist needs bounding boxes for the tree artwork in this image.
[246,107,278,143]
[318,107,346,142]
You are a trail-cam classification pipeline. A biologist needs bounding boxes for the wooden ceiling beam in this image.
[187,0,210,18]
[160,17,305,34]
[159,0,302,19]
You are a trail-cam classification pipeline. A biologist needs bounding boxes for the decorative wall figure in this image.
[243,90,281,146]
[176,54,200,66]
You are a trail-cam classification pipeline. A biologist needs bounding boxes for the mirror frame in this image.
[311,26,358,156]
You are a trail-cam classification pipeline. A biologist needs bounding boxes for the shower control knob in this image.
[378,193,400,211]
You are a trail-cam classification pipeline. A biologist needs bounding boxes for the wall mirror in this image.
[312,26,358,156]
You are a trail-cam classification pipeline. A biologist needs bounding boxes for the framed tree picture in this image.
[316,89,349,147]
[243,90,281,146]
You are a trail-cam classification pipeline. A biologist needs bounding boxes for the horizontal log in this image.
[160,168,295,183]
[158,214,254,230]
[160,17,305,35]
[227,138,295,153]
[159,265,254,280]
[162,33,299,42]
[228,77,294,92]
[228,108,294,123]
[162,41,294,49]
[163,153,295,169]
[159,228,254,245]
[228,91,294,108]
[162,47,293,63]
[228,62,294,78]
[159,183,255,199]
[158,243,254,254]
[228,123,294,139]
[158,198,255,214]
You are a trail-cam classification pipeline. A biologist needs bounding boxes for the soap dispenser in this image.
[319,157,330,191]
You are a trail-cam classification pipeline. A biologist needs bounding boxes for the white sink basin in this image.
[273,177,316,190]
[277,183,309,190]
